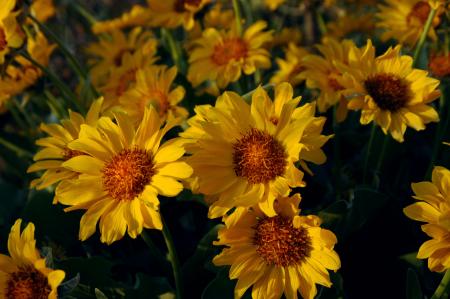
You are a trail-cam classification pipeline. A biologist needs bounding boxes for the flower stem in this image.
[161,215,184,299]
[232,0,243,36]
[374,135,389,178]
[363,123,376,184]
[431,269,450,299]
[413,7,437,66]
[161,28,186,75]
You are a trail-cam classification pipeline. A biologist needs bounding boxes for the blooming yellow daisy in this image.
[376,0,444,47]
[119,65,188,126]
[27,98,103,198]
[55,107,192,244]
[404,166,450,272]
[301,38,355,122]
[338,40,440,142]
[188,21,272,89]
[0,0,24,64]
[270,43,310,87]
[0,219,65,299]
[147,0,211,30]
[213,194,341,299]
[184,83,329,218]
[87,27,157,86]
[92,5,152,34]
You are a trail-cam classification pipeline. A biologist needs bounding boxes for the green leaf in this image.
[406,268,423,299]
[400,252,422,269]
[201,268,235,299]
[58,256,116,288]
[95,288,108,299]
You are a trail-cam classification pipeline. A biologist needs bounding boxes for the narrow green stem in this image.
[413,7,437,66]
[332,105,341,195]
[373,135,389,184]
[431,269,450,299]
[161,29,185,75]
[232,0,243,36]
[67,1,97,26]
[363,124,377,184]
[316,10,327,37]
[0,136,34,159]
[44,90,68,119]
[161,216,184,299]
[242,83,274,102]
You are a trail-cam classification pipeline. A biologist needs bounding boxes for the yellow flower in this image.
[338,40,440,142]
[27,98,103,200]
[87,27,158,87]
[213,195,341,299]
[264,0,286,10]
[301,38,355,122]
[92,5,152,34]
[184,83,330,218]
[147,0,211,30]
[376,0,443,47]
[325,13,375,40]
[404,166,450,272]
[55,107,192,244]
[270,43,310,87]
[0,30,55,111]
[119,65,188,126]
[0,0,25,64]
[30,0,56,23]
[0,219,65,299]
[188,21,272,89]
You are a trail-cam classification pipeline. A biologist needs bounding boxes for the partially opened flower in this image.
[0,219,65,299]
[187,21,272,89]
[27,98,103,198]
[213,195,341,299]
[56,107,192,244]
[184,83,329,218]
[404,166,450,272]
[338,40,440,142]
[0,0,24,64]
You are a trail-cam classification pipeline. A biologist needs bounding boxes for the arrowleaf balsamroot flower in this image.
[0,0,24,64]
[338,40,440,142]
[213,195,341,299]
[0,219,65,299]
[404,166,450,272]
[56,107,192,244]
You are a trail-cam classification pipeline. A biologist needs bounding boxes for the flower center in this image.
[253,215,312,267]
[233,128,287,184]
[174,0,202,12]
[364,73,410,112]
[407,1,431,25]
[62,148,84,160]
[211,38,248,66]
[102,148,155,201]
[5,266,51,299]
[0,27,6,52]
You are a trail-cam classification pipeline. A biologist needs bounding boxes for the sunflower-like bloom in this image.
[119,65,188,126]
[301,38,355,122]
[325,13,375,40]
[404,167,450,272]
[0,31,55,111]
[55,107,192,244]
[376,0,444,47]
[0,0,24,64]
[147,0,211,30]
[187,21,272,89]
[27,98,103,198]
[338,40,440,142]
[92,5,152,34]
[184,83,330,218]
[213,195,341,299]
[270,43,309,87]
[30,0,56,23]
[0,219,65,299]
[86,27,158,86]
[264,0,286,10]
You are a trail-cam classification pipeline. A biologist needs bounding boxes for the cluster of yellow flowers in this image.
[0,0,449,298]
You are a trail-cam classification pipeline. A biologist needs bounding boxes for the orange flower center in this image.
[364,73,410,112]
[254,215,312,267]
[62,148,84,160]
[102,148,155,201]
[174,0,202,12]
[429,53,450,78]
[6,267,51,299]
[407,1,431,25]
[233,128,287,184]
[0,27,6,52]
[211,38,248,66]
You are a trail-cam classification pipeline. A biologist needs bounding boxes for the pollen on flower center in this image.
[174,0,202,12]
[102,148,155,201]
[5,266,51,299]
[253,215,312,267]
[364,73,410,112]
[0,27,7,51]
[233,128,287,184]
[407,1,431,25]
[212,38,248,66]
